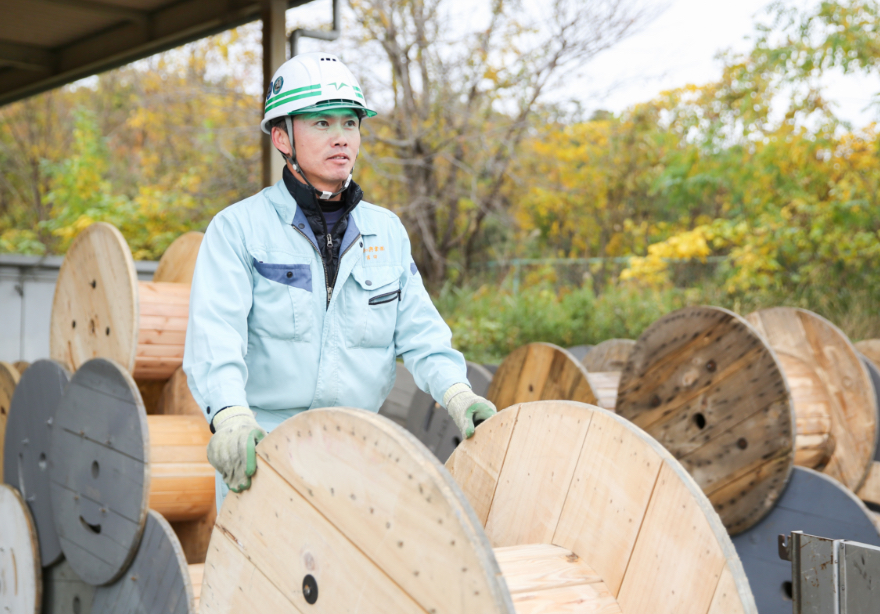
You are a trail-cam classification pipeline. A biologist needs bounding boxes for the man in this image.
[183,52,496,504]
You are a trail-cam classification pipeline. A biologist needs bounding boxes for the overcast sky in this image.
[288,0,880,127]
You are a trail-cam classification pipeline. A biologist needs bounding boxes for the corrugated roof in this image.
[0,0,310,106]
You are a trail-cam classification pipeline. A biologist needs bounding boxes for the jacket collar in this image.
[265,176,379,237]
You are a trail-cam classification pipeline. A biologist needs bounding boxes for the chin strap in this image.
[284,116,353,200]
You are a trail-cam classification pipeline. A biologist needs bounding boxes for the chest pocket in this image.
[250,258,314,342]
[341,264,403,349]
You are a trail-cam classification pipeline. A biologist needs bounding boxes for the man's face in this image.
[292,109,360,189]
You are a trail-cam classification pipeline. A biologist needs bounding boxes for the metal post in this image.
[262,0,287,187]
[290,0,340,57]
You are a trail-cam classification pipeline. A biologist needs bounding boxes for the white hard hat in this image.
[261,52,376,133]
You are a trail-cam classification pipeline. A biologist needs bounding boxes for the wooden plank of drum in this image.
[42,558,96,614]
[747,307,878,492]
[212,407,514,614]
[487,343,597,408]
[494,544,622,614]
[0,484,41,614]
[3,359,70,566]
[92,510,195,614]
[616,306,794,535]
[0,361,19,481]
[582,339,635,373]
[50,222,139,373]
[49,358,149,586]
[152,232,203,285]
[732,467,880,614]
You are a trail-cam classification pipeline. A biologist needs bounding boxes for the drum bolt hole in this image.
[90,280,96,289]
[737,438,748,450]
[693,413,707,429]
[650,394,661,408]
[105,327,110,336]
[706,359,717,372]
[781,580,792,601]
[73,596,81,614]
[91,460,100,478]
[302,574,319,604]
[71,320,76,328]
[38,453,47,471]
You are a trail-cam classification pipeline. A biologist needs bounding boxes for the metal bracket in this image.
[290,0,340,57]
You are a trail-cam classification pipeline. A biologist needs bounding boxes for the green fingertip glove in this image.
[207,406,267,493]
[443,383,498,439]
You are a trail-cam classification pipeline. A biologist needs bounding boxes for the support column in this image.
[262,0,287,187]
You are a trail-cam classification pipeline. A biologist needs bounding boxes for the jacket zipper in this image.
[291,223,362,308]
[368,289,402,305]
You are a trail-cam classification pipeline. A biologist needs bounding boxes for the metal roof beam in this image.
[0,41,54,72]
[36,0,150,25]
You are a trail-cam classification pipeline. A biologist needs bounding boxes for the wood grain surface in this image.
[50,222,139,373]
[0,484,41,614]
[446,400,757,614]
[495,544,621,614]
[42,558,96,614]
[92,510,196,614]
[747,307,878,492]
[134,281,189,380]
[200,407,515,614]
[3,359,70,566]
[49,358,149,586]
[0,361,19,481]
[147,415,213,521]
[615,306,794,535]
[488,343,597,409]
[152,232,203,285]
[582,339,635,373]
[732,467,880,614]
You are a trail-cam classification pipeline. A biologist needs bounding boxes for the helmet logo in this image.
[327,82,349,91]
[272,77,284,95]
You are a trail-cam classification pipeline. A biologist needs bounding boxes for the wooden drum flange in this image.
[747,308,878,492]
[3,359,71,566]
[487,343,598,408]
[0,483,41,614]
[49,358,212,585]
[201,403,756,614]
[50,223,193,381]
[616,306,795,535]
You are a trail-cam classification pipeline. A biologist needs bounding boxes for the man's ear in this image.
[271,125,291,156]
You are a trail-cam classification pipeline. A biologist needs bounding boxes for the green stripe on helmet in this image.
[266,83,320,104]
[264,89,323,112]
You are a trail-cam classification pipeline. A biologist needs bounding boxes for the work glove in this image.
[207,406,267,493]
[443,383,497,439]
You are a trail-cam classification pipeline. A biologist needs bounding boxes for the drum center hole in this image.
[91,461,100,479]
[79,516,101,535]
[693,413,707,429]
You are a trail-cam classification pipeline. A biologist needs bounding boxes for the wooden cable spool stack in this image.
[0,483,41,614]
[200,402,756,613]
[581,338,635,410]
[487,342,600,408]
[746,308,878,491]
[50,223,203,382]
[48,358,212,585]
[3,359,71,567]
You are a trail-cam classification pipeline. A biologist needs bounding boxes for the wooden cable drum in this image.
[3,359,70,567]
[615,306,795,535]
[0,361,20,480]
[201,403,756,613]
[746,308,878,492]
[404,361,493,462]
[42,559,96,614]
[48,358,212,585]
[152,231,203,285]
[854,352,880,509]
[0,483,41,613]
[581,338,635,410]
[50,223,193,381]
[731,467,880,614]
[92,510,198,614]
[487,342,598,408]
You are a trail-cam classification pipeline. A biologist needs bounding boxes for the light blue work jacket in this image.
[182,180,467,433]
